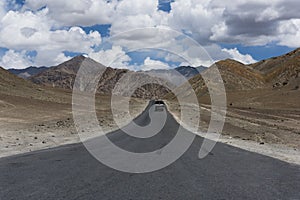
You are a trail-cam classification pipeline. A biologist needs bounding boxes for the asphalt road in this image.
[1,101,300,200]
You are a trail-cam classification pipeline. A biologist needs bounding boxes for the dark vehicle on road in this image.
[154,100,165,111]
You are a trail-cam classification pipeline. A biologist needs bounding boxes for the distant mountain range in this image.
[175,66,207,78]
[29,56,172,99]
[8,66,47,79]
[9,63,207,81]
[2,48,300,101]
[145,66,207,86]
[23,56,207,98]
[146,65,206,79]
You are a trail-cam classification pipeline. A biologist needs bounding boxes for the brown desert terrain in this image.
[0,67,147,157]
[1,49,300,164]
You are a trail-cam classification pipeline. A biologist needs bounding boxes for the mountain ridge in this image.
[8,66,48,79]
[4,48,300,101]
[29,56,172,99]
[165,48,300,103]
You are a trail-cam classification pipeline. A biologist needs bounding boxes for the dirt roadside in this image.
[0,93,147,158]
[165,101,300,165]
[1,91,299,166]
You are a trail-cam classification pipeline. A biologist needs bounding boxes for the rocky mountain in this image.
[249,48,300,90]
[30,56,172,99]
[176,66,207,78]
[147,65,206,78]
[212,59,265,90]
[166,48,300,102]
[144,65,207,86]
[112,71,173,99]
[8,66,47,79]
[30,56,87,89]
[186,59,265,95]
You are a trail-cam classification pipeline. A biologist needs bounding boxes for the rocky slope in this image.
[172,59,265,99]
[206,59,265,91]
[0,66,35,95]
[249,48,300,90]
[0,67,70,103]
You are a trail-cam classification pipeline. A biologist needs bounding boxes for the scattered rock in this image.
[34,136,38,140]
[42,141,46,144]
[293,85,299,90]
[56,121,64,127]
[260,142,265,145]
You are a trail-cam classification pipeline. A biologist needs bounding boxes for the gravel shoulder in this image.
[165,101,300,165]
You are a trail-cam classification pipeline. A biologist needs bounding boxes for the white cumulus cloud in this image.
[1,0,300,69]
[88,46,132,69]
[0,9,102,68]
[140,57,171,71]
[0,50,33,69]
[222,48,257,64]
[24,0,117,26]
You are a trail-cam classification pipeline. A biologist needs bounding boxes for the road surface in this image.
[1,101,299,199]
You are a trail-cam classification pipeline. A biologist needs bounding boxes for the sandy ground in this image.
[165,101,300,165]
[0,94,147,158]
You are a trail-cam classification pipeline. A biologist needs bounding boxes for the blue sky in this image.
[158,0,174,12]
[220,44,294,61]
[81,24,111,38]
[0,0,299,69]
